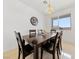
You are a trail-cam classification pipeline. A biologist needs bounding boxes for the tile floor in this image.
[3,41,75,59]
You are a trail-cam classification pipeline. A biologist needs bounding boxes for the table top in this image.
[23,33,56,45]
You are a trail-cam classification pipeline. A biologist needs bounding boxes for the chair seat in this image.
[44,49,54,54]
[41,37,57,54]
[42,42,52,49]
[42,38,55,50]
[43,43,54,51]
[23,44,34,56]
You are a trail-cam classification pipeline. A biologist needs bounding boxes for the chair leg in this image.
[52,50,56,59]
[52,53,55,59]
[59,48,61,55]
[41,47,43,59]
[57,49,59,59]
[18,50,20,59]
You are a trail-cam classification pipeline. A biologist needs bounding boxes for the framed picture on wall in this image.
[30,16,38,26]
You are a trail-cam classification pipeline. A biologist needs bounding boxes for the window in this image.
[52,14,71,29]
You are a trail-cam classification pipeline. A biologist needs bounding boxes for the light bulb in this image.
[48,4,53,15]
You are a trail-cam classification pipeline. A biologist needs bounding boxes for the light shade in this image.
[48,4,53,15]
[47,0,54,17]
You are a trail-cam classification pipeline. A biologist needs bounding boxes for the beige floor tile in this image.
[3,41,75,59]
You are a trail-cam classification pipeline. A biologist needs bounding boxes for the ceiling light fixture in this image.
[48,0,53,17]
[43,0,54,17]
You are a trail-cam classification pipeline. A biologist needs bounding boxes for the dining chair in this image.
[29,29,36,38]
[40,32,59,59]
[38,29,43,35]
[40,31,63,59]
[14,31,34,59]
[56,31,63,55]
[50,29,56,34]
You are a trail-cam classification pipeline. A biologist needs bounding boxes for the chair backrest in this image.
[58,31,63,44]
[14,31,23,52]
[38,29,43,35]
[29,30,36,37]
[53,32,59,50]
[59,31,63,39]
[50,29,56,34]
[58,31,63,49]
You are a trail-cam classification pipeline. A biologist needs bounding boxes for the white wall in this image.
[3,0,45,51]
[44,5,75,44]
[3,0,75,51]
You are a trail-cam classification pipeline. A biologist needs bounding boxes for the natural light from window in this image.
[53,15,71,29]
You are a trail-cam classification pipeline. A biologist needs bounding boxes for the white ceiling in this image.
[19,0,74,14]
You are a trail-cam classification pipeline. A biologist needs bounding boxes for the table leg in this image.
[33,45,39,59]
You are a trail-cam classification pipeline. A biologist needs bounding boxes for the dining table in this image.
[23,33,56,59]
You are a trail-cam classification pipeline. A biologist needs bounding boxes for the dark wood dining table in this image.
[23,33,56,59]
